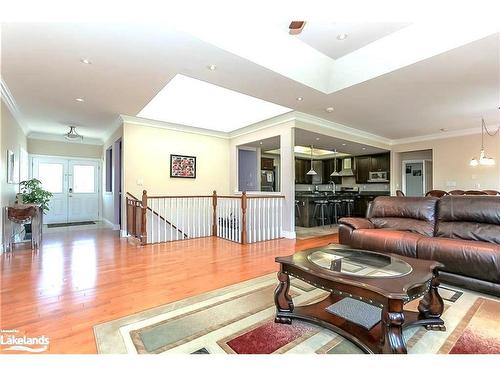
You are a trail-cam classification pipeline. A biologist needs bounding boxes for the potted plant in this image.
[18,178,52,235]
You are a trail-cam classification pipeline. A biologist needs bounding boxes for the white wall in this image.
[123,121,231,198]
[1,100,27,252]
[392,133,500,193]
[28,138,102,159]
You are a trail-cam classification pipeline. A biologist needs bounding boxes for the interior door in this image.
[68,160,99,222]
[405,162,424,196]
[32,157,68,224]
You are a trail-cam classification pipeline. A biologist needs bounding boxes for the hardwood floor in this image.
[0,228,338,354]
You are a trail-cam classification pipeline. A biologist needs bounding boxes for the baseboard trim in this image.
[102,218,120,230]
[282,230,296,239]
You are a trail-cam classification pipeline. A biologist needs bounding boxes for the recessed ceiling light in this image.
[337,33,348,40]
[259,141,263,145]
[342,143,347,146]
[80,58,92,65]
[315,137,320,141]
[296,97,303,101]
[207,64,217,71]
[362,147,367,150]
[75,98,84,102]
[325,107,334,113]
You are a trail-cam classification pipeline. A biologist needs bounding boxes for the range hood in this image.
[339,158,354,176]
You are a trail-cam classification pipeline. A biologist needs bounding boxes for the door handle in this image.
[69,188,73,193]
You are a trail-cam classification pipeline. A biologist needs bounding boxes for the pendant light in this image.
[330,149,340,176]
[64,126,83,142]
[470,118,498,167]
[306,144,317,175]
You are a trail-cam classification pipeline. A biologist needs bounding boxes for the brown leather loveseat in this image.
[338,195,500,296]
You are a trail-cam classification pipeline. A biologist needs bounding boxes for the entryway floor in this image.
[43,220,113,234]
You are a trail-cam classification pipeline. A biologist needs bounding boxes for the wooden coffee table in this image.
[274,245,445,354]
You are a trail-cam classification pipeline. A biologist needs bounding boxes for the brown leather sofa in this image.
[338,195,500,296]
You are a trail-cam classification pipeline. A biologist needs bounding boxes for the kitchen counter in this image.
[295,191,389,227]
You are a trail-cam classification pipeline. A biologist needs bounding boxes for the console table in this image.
[3,204,43,251]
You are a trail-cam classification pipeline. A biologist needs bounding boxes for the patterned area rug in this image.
[94,273,500,354]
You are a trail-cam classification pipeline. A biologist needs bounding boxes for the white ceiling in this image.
[276,21,410,59]
[1,20,499,143]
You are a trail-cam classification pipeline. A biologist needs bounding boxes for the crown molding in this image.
[120,115,230,139]
[294,112,393,147]
[1,77,29,135]
[27,132,104,146]
[389,126,492,145]
[227,111,296,138]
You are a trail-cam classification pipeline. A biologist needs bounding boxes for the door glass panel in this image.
[73,165,95,193]
[38,163,64,193]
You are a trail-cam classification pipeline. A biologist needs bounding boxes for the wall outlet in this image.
[476,183,481,189]
[471,174,477,180]
[137,178,144,186]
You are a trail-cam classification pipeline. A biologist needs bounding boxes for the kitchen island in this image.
[295,190,390,227]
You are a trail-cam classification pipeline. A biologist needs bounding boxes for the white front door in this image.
[68,160,99,222]
[32,157,100,224]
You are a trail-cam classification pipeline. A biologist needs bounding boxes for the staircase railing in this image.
[125,190,284,245]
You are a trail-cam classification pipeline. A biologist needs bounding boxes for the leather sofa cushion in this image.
[368,197,438,236]
[436,196,500,244]
[417,237,500,283]
[350,229,423,258]
[369,196,438,222]
[370,217,435,237]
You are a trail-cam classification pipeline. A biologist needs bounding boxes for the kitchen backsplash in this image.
[295,180,390,192]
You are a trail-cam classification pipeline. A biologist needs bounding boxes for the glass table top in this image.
[307,247,412,278]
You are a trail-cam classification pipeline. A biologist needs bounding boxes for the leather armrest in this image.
[338,217,374,230]
[338,218,374,246]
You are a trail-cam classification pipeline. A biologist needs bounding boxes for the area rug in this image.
[47,221,96,228]
[94,273,500,354]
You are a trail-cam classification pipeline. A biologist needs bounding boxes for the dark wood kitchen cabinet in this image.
[355,156,371,183]
[261,157,274,171]
[322,159,342,184]
[355,153,390,183]
[295,159,312,184]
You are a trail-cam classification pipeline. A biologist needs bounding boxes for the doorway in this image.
[402,160,432,197]
[32,157,100,224]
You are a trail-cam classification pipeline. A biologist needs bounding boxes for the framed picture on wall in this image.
[170,154,196,178]
[7,149,16,184]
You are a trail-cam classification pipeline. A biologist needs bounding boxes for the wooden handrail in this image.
[127,191,187,240]
[145,195,213,199]
[126,190,284,246]
[247,195,285,199]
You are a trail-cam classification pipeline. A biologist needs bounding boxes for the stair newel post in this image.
[141,190,148,245]
[212,190,218,237]
[241,191,248,244]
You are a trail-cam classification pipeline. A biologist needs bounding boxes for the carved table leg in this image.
[381,299,407,354]
[418,269,445,331]
[274,271,294,324]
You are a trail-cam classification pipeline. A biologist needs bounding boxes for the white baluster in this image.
[257,199,261,242]
[279,198,282,238]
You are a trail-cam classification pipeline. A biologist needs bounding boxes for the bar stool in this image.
[329,198,342,224]
[342,198,355,217]
[295,200,301,225]
[313,200,331,227]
